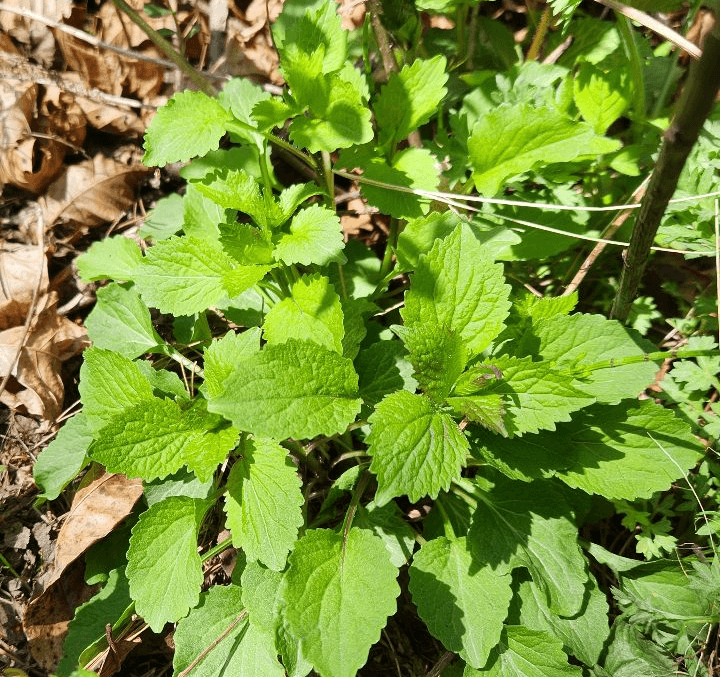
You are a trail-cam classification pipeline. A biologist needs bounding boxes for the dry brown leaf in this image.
[0,242,48,329]
[40,84,87,149]
[0,291,89,418]
[54,30,124,97]
[23,473,144,671]
[40,154,149,229]
[0,0,72,66]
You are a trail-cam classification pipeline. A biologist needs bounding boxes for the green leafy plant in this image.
[35,1,720,675]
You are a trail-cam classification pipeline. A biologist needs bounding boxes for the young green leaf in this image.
[468,475,587,617]
[263,274,345,353]
[84,284,164,359]
[201,328,261,399]
[468,104,620,195]
[573,63,630,134]
[274,204,346,266]
[208,339,361,440]
[224,437,304,571]
[143,90,233,167]
[281,528,400,677]
[88,397,237,482]
[367,390,468,505]
[75,235,142,282]
[409,536,513,668]
[464,626,583,676]
[218,77,271,149]
[132,236,270,316]
[402,224,511,355]
[126,497,212,632]
[374,55,448,148]
[78,348,155,432]
[356,340,416,407]
[182,182,236,241]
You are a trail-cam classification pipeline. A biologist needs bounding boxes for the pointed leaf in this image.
[85,284,163,359]
[282,528,400,677]
[208,340,361,440]
[76,236,142,282]
[143,90,232,167]
[409,537,513,668]
[201,328,261,399]
[402,224,511,355]
[367,390,468,505]
[225,437,304,570]
[127,497,212,632]
[263,274,345,353]
[274,204,346,266]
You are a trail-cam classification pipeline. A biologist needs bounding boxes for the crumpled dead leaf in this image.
[0,52,66,193]
[0,243,88,418]
[40,153,149,229]
[23,472,144,671]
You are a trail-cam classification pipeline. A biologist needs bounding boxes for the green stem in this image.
[378,217,400,281]
[110,0,216,97]
[166,349,205,379]
[0,551,21,578]
[341,470,371,544]
[616,14,646,124]
[434,496,456,541]
[581,349,720,373]
[526,6,552,61]
[201,537,233,564]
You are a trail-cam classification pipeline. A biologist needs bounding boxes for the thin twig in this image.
[593,0,702,59]
[0,207,45,409]
[0,3,229,81]
[563,178,649,295]
[526,6,552,61]
[425,651,456,677]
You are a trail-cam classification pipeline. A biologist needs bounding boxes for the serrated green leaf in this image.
[374,55,448,148]
[274,204,346,266]
[468,475,587,616]
[220,223,274,264]
[277,0,346,74]
[359,147,439,220]
[367,390,468,505]
[573,63,629,133]
[409,537,513,668]
[449,356,594,437]
[89,398,237,481]
[143,91,232,167]
[263,274,344,353]
[201,328,261,399]
[601,618,676,677]
[288,73,373,153]
[79,348,155,432]
[76,236,142,282]
[127,497,212,632]
[356,340,416,407]
[472,400,702,500]
[515,313,658,403]
[84,284,163,359]
[340,297,376,360]
[464,626,582,676]
[134,361,189,400]
[195,169,283,231]
[402,224,511,355]
[208,339,361,440]
[33,413,92,501]
[513,572,609,665]
[395,324,466,403]
[468,104,620,195]
[218,77,271,148]
[56,568,132,677]
[225,437,303,570]
[282,528,400,677]
[173,584,285,677]
[182,182,236,240]
[133,236,269,315]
